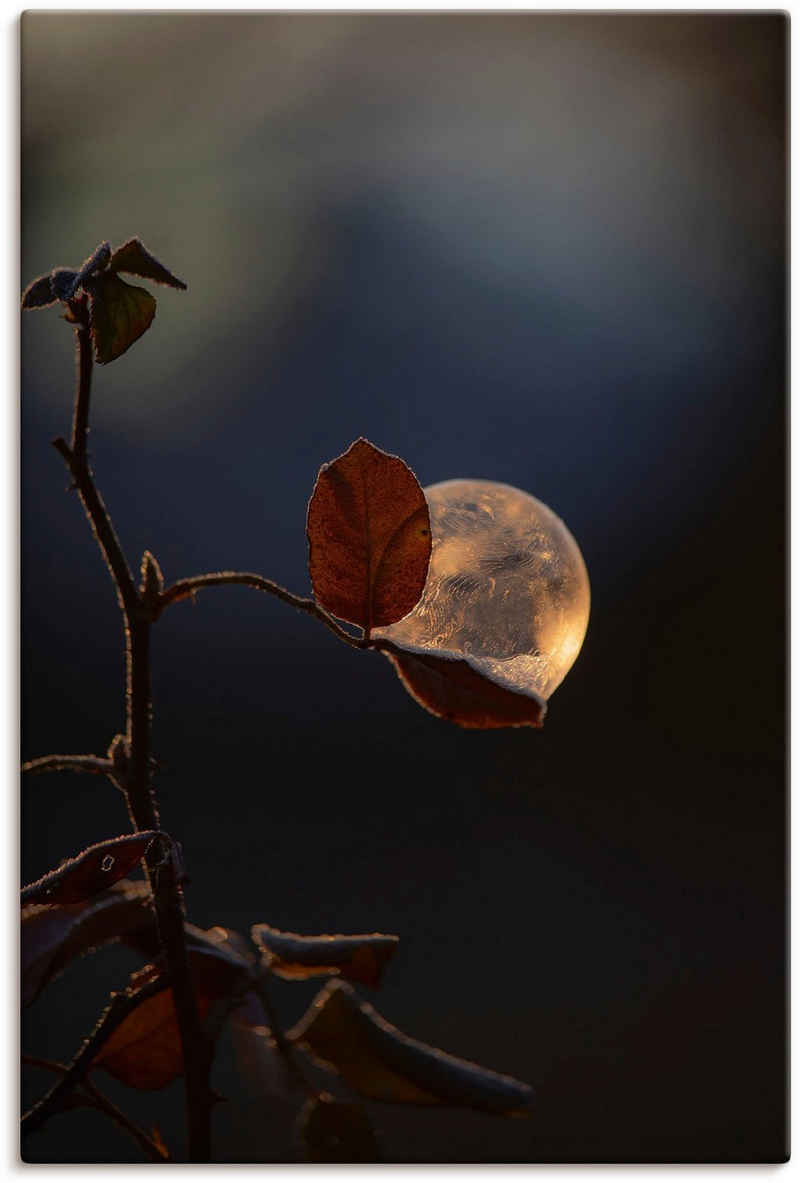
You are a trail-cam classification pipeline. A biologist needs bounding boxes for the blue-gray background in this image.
[21,13,786,1162]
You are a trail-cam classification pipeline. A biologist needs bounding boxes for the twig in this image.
[48,300,214,1161]
[21,974,168,1139]
[22,1055,169,1162]
[254,977,319,1101]
[159,572,368,650]
[21,754,112,777]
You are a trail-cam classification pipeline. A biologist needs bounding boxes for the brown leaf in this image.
[378,642,546,729]
[22,879,154,1006]
[298,1096,381,1162]
[86,272,156,364]
[307,438,431,630]
[21,833,158,908]
[290,980,534,1115]
[108,238,187,290]
[92,942,252,1090]
[252,924,398,988]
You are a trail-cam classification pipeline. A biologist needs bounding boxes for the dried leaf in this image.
[93,940,252,1090]
[108,238,187,290]
[21,832,158,908]
[22,879,154,1006]
[86,272,156,364]
[307,438,432,630]
[21,273,57,310]
[298,1096,381,1162]
[379,641,546,729]
[290,981,533,1115]
[252,924,398,988]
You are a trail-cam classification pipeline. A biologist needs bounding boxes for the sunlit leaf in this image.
[289,980,534,1114]
[252,924,399,988]
[86,272,156,364]
[21,832,159,908]
[108,238,187,290]
[378,640,546,729]
[93,946,251,1090]
[307,438,432,630]
[21,273,57,310]
[298,1096,381,1162]
[22,879,154,1006]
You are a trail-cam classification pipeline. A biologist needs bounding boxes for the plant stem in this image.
[49,301,214,1161]
[159,571,368,650]
[22,1055,170,1161]
[21,753,112,777]
[22,973,168,1138]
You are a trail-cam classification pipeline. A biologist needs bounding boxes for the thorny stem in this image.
[21,973,168,1139]
[42,300,214,1162]
[21,1056,170,1162]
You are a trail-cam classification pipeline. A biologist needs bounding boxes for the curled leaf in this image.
[290,980,534,1115]
[50,269,81,301]
[377,640,546,729]
[85,272,156,363]
[108,238,187,290]
[75,241,111,285]
[307,438,431,630]
[252,924,399,988]
[21,832,158,908]
[22,878,154,1006]
[298,1096,381,1162]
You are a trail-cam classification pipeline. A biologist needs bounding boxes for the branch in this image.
[21,1056,169,1162]
[21,973,168,1139]
[254,976,319,1101]
[159,571,368,650]
[48,300,214,1161]
[21,754,112,777]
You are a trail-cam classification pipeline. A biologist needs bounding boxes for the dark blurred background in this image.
[21,12,786,1163]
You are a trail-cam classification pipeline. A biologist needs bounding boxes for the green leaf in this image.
[109,238,187,290]
[87,272,157,364]
[290,980,534,1115]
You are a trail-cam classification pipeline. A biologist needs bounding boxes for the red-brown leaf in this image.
[21,833,158,908]
[378,642,546,729]
[307,439,431,630]
[252,924,399,988]
[92,942,251,1090]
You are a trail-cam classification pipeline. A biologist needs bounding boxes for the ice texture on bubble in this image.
[375,479,590,701]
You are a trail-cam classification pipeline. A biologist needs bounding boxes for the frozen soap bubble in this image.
[375,479,590,705]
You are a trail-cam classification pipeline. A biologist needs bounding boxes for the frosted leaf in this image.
[375,479,590,703]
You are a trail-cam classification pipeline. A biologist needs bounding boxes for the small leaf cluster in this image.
[22,238,186,363]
